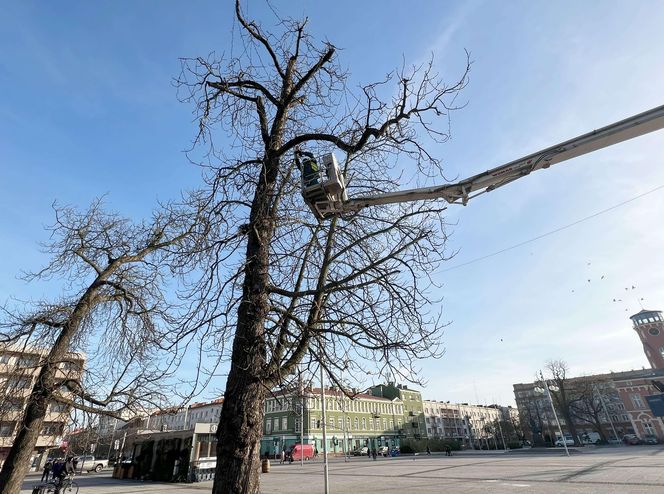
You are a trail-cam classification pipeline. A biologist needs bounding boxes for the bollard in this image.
[261,458,270,473]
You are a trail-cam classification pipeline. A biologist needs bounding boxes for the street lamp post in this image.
[319,362,329,494]
[593,383,619,442]
[535,370,570,457]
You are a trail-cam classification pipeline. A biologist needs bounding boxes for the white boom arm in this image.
[338,104,664,212]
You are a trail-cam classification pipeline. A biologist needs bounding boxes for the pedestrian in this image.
[41,459,53,482]
[280,447,285,464]
[426,444,431,456]
[445,444,452,457]
[371,448,377,460]
[314,447,319,459]
[51,459,65,480]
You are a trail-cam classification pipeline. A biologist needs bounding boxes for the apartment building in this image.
[514,368,664,443]
[261,385,414,457]
[0,345,85,466]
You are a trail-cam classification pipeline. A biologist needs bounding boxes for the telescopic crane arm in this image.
[300,104,664,219]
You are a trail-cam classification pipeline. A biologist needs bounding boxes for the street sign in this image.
[90,443,96,453]
[114,439,120,450]
[645,394,664,417]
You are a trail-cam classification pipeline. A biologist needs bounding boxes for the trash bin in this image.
[261,459,270,473]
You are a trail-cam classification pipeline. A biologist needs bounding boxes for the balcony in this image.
[408,411,415,417]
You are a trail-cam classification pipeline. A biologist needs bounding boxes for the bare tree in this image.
[0,199,203,494]
[569,378,615,442]
[176,2,469,492]
[518,399,546,445]
[539,360,582,446]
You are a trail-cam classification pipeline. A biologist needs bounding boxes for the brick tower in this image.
[631,309,664,369]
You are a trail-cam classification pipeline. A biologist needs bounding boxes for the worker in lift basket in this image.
[294,149,320,187]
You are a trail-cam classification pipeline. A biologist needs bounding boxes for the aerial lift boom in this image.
[300,104,664,220]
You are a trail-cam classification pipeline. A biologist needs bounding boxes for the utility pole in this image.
[320,361,329,494]
[299,370,305,467]
[496,415,508,451]
[539,370,570,457]
[594,382,619,442]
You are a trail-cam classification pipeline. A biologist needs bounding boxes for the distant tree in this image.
[518,399,546,445]
[569,378,615,442]
[0,199,204,494]
[538,360,582,446]
[176,1,469,492]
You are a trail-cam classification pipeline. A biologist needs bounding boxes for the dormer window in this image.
[649,328,660,336]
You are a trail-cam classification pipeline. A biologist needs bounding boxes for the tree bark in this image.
[212,155,279,493]
[0,325,80,494]
[0,371,52,494]
[0,286,96,494]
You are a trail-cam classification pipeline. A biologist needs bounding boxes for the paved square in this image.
[19,447,664,494]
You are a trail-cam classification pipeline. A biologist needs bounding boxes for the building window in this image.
[266,420,272,434]
[0,423,15,437]
[361,418,366,430]
[354,417,359,430]
[273,418,279,432]
[643,422,655,435]
[631,395,645,409]
[312,417,318,430]
[6,399,23,411]
[41,423,58,435]
[282,417,288,430]
[18,356,38,367]
[8,377,32,390]
[49,402,67,413]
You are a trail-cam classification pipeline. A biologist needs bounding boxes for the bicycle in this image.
[40,474,79,494]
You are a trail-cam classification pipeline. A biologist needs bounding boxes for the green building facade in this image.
[370,383,427,440]
[260,383,427,457]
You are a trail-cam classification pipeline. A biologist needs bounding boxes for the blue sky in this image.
[1,1,664,406]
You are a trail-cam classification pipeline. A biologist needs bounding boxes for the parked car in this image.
[555,437,574,447]
[642,435,658,445]
[376,446,389,457]
[76,455,109,473]
[390,447,400,457]
[353,447,369,456]
[622,434,640,445]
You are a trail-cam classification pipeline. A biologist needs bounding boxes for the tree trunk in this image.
[0,364,58,494]
[0,294,94,494]
[212,155,279,493]
[212,369,267,493]
[561,409,581,446]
